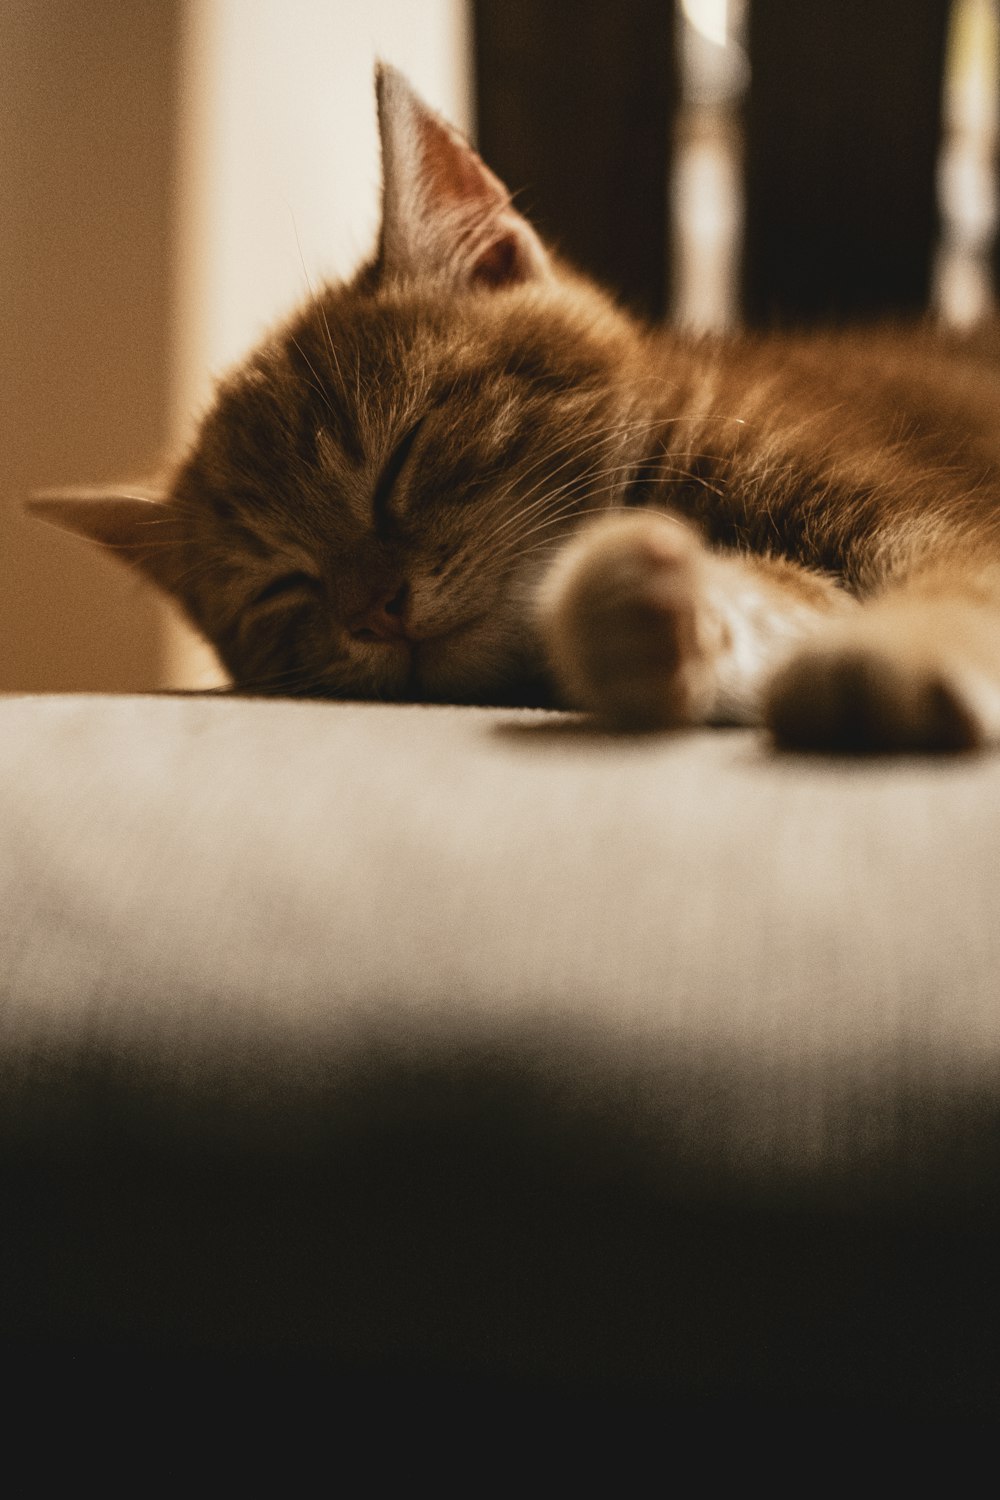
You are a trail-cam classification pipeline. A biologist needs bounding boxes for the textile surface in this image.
[1,693,997,1408]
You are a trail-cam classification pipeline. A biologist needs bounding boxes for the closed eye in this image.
[373,417,425,531]
[249,571,325,609]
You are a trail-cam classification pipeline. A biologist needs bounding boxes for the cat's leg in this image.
[765,561,1000,751]
[537,510,850,727]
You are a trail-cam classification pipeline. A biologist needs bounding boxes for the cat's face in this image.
[33,64,646,702]
[174,276,642,701]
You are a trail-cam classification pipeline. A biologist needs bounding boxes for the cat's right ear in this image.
[375,62,551,291]
[27,486,186,596]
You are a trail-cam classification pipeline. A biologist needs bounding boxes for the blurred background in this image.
[2,0,997,692]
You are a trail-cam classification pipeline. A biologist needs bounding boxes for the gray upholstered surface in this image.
[1,693,998,1405]
[2,692,998,1177]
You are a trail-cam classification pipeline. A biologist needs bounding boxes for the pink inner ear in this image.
[471,232,522,287]
[414,114,535,289]
[377,62,549,289]
[417,114,501,210]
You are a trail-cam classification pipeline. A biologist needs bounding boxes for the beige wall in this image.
[2,0,470,691]
[167,0,471,685]
[173,0,472,430]
[1,0,179,690]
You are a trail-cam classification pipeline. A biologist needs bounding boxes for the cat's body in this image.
[34,66,1000,751]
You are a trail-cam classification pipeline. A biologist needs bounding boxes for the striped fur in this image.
[35,67,1000,751]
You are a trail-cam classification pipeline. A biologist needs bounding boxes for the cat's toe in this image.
[765,643,984,753]
[537,511,719,727]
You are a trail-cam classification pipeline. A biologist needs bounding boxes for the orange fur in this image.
[30,66,1000,751]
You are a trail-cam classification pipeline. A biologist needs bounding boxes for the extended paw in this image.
[765,641,984,752]
[537,511,721,727]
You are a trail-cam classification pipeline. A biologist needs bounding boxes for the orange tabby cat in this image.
[33,64,1000,751]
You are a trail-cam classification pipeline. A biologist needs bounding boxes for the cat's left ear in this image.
[375,62,551,290]
[27,486,186,596]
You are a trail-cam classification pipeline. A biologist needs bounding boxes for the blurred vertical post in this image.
[743,0,950,325]
[473,0,676,320]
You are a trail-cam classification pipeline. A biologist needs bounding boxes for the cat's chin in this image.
[407,624,545,706]
[258,614,541,705]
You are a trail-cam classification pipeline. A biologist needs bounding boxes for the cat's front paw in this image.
[537,511,721,727]
[765,639,985,752]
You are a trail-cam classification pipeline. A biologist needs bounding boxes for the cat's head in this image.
[33,64,649,702]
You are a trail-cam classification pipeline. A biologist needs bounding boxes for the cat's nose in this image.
[347,583,411,642]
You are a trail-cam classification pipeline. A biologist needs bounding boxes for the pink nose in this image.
[347,584,410,642]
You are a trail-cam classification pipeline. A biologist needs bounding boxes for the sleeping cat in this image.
[32,63,1000,750]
